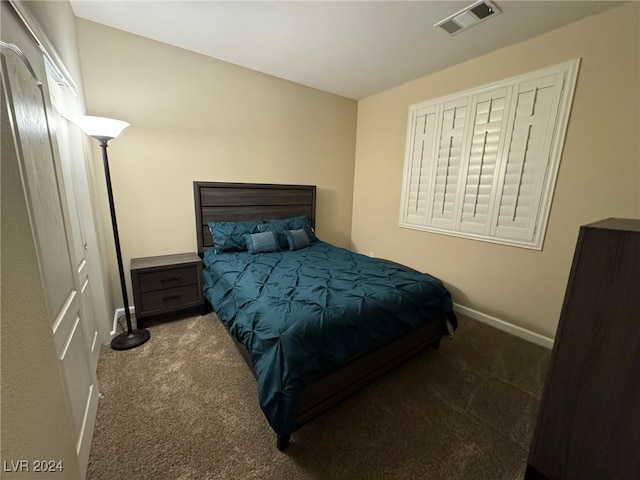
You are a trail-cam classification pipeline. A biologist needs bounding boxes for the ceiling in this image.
[70,1,623,100]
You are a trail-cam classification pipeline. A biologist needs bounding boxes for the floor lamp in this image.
[74,115,150,350]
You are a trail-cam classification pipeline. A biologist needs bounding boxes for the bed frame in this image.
[193,181,445,450]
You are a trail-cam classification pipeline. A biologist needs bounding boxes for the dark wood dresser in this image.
[525,218,640,480]
[130,252,204,328]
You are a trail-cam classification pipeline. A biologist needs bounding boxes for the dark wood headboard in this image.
[193,181,317,255]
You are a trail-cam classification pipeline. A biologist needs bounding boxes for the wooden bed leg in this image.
[432,340,440,350]
[277,434,290,451]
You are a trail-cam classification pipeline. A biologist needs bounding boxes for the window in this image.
[399,59,580,250]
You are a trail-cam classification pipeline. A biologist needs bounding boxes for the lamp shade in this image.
[73,115,130,140]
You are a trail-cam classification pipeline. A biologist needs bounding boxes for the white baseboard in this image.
[453,303,554,350]
[111,306,135,336]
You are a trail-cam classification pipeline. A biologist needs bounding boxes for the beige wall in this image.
[75,20,358,306]
[352,3,640,338]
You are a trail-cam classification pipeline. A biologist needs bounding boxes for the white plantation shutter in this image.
[429,98,470,229]
[458,87,512,235]
[402,105,438,225]
[494,74,564,241]
[399,60,579,250]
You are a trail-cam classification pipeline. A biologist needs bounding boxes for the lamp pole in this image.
[98,137,150,350]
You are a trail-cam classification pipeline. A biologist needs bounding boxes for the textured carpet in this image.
[87,313,549,480]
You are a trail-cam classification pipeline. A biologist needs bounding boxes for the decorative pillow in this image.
[207,220,262,254]
[244,231,278,254]
[262,215,317,244]
[284,229,310,251]
[258,220,289,250]
[287,215,318,242]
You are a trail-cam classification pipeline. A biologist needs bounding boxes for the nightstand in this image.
[130,252,204,328]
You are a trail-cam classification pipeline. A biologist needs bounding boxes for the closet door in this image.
[1,5,99,475]
[48,71,108,373]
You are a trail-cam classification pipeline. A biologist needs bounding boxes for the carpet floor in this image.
[87,313,550,480]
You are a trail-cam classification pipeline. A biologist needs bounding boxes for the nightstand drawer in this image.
[140,285,201,313]
[138,266,198,293]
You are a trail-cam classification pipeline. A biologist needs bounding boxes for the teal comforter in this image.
[203,241,456,436]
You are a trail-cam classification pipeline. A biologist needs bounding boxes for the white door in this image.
[47,65,110,373]
[1,6,99,476]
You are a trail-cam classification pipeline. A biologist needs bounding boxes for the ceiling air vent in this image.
[435,1,501,35]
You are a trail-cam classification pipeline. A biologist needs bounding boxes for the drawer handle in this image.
[161,277,181,283]
[162,295,182,302]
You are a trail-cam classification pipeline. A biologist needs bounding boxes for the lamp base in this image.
[111,329,151,351]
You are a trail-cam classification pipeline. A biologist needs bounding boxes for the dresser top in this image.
[585,218,640,233]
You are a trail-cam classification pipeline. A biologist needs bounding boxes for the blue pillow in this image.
[207,220,262,254]
[285,229,310,251]
[287,215,317,242]
[257,220,288,250]
[244,231,278,254]
[262,216,317,243]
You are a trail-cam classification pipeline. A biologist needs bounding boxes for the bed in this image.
[194,181,457,450]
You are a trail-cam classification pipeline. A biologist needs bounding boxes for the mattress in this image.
[203,241,456,436]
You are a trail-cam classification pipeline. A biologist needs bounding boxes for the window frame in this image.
[399,59,580,250]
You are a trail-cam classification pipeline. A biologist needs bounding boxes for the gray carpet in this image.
[87,313,549,479]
